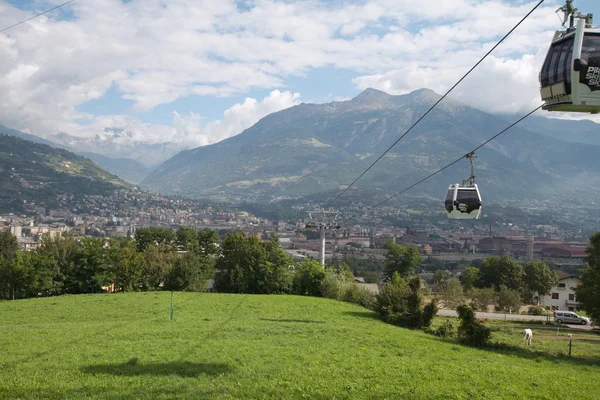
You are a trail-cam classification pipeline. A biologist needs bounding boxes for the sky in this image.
[1,0,599,150]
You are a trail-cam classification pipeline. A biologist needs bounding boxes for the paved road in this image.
[438,309,549,321]
[437,309,595,331]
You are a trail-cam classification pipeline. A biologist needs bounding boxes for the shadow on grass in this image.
[81,360,235,378]
[342,311,382,321]
[424,335,600,367]
[260,318,326,324]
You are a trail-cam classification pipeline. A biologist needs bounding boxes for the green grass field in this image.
[1,293,600,399]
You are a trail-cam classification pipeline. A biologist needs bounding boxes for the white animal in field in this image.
[522,328,533,346]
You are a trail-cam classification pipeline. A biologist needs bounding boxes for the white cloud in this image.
[174,89,301,147]
[1,0,593,150]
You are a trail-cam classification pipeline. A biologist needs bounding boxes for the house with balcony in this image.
[540,271,580,311]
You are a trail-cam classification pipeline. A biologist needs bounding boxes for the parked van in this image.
[554,310,590,325]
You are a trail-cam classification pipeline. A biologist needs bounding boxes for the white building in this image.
[540,271,580,311]
[9,225,22,238]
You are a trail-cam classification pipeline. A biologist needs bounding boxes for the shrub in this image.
[375,274,432,329]
[292,259,326,297]
[435,319,455,338]
[321,269,376,310]
[345,284,377,310]
[456,304,491,347]
[321,270,341,299]
[374,272,410,318]
[527,306,544,316]
[421,299,438,328]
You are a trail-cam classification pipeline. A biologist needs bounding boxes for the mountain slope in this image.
[142,88,600,206]
[517,116,600,147]
[0,123,58,147]
[0,124,156,183]
[141,89,599,206]
[79,152,156,184]
[48,130,184,166]
[0,134,129,211]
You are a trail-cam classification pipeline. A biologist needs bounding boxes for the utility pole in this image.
[305,210,341,267]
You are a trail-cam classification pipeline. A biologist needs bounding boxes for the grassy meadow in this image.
[1,293,600,399]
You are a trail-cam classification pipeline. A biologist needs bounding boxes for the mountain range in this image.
[2,88,600,210]
[0,124,156,184]
[0,134,128,212]
[141,88,600,207]
[47,129,183,167]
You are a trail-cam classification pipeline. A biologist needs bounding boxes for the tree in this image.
[134,227,176,252]
[523,261,558,304]
[384,241,422,277]
[176,227,199,253]
[460,267,480,291]
[576,232,600,323]
[36,234,80,295]
[198,229,219,256]
[73,237,117,293]
[292,258,326,297]
[0,232,20,299]
[2,251,34,299]
[337,262,355,283]
[477,255,523,291]
[114,240,144,292]
[140,244,177,290]
[497,285,522,312]
[214,232,291,294]
[164,253,214,292]
[433,270,451,287]
[468,287,495,312]
[440,279,465,309]
[362,271,380,284]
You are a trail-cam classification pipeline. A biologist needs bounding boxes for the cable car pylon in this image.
[304,210,341,266]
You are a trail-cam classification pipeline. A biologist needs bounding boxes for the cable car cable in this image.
[0,0,76,34]
[373,104,544,208]
[324,0,546,209]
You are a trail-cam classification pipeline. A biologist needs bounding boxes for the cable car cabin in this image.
[540,19,600,113]
[444,184,482,219]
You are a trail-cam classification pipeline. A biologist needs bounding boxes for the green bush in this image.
[456,305,491,347]
[435,319,455,337]
[292,259,326,297]
[321,269,376,310]
[374,272,410,318]
[343,284,376,310]
[421,299,438,328]
[321,270,340,300]
[375,274,432,329]
[527,306,544,316]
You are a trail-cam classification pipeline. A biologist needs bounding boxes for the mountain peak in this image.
[354,87,390,100]
[347,88,393,109]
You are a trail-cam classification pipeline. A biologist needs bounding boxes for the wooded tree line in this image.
[383,240,561,312]
[3,229,600,324]
[0,227,219,299]
[0,227,379,301]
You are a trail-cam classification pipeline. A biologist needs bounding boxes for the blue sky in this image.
[1,0,599,151]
